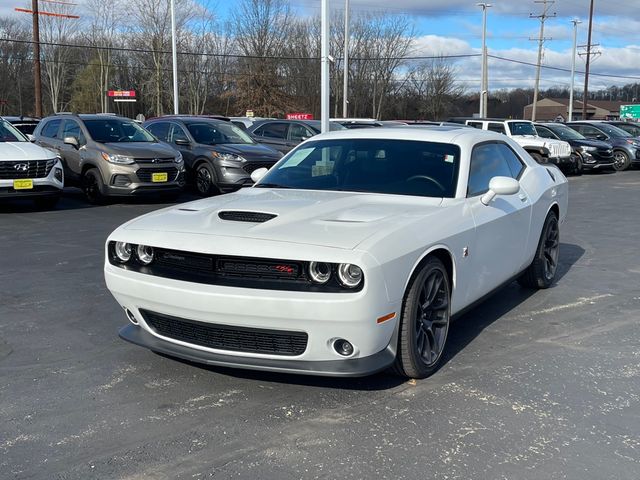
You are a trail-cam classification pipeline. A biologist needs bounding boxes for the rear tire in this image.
[518,210,560,289]
[393,257,451,379]
[83,168,106,205]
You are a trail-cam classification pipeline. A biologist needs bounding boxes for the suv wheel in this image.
[84,168,106,204]
[613,150,631,171]
[195,163,220,197]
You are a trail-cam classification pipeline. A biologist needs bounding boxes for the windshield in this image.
[186,122,254,145]
[0,120,28,142]
[546,124,585,140]
[594,123,632,138]
[508,121,537,136]
[84,118,156,143]
[256,138,460,198]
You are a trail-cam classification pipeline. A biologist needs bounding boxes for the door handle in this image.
[518,193,528,202]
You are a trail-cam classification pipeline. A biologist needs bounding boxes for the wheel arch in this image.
[402,245,456,301]
[81,162,100,176]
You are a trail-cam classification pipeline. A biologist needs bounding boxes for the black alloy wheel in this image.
[394,257,451,379]
[518,210,560,289]
[573,154,583,176]
[84,168,106,205]
[612,150,631,171]
[195,163,219,197]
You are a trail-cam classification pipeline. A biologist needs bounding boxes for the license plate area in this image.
[151,172,168,183]
[13,179,34,190]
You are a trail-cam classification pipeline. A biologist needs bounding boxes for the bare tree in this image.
[408,57,464,120]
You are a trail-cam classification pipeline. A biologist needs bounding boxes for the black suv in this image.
[534,122,614,173]
[144,116,282,196]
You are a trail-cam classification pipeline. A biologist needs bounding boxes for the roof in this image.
[311,126,504,145]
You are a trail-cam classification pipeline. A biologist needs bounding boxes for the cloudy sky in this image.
[3,0,638,92]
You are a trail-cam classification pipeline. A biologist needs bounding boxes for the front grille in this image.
[218,211,277,223]
[0,159,55,179]
[141,310,308,356]
[136,167,178,183]
[243,162,275,175]
[135,157,175,164]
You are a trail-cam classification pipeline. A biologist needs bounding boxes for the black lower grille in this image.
[0,159,55,179]
[243,162,275,174]
[218,210,277,223]
[136,167,178,183]
[141,310,308,356]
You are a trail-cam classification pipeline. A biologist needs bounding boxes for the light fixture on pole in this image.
[568,19,581,122]
[477,3,491,118]
[342,0,349,118]
[321,0,330,133]
[170,0,179,115]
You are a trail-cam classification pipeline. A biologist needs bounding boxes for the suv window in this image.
[169,124,190,143]
[467,121,483,129]
[146,122,170,141]
[255,122,288,139]
[468,142,522,196]
[41,119,62,138]
[289,123,313,142]
[575,124,606,139]
[487,123,506,134]
[62,120,86,145]
[535,126,556,139]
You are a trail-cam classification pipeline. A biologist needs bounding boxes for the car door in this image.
[168,123,197,168]
[59,119,87,181]
[573,124,609,142]
[251,122,290,153]
[288,122,315,147]
[37,118,63,151]
[465,141,532,303]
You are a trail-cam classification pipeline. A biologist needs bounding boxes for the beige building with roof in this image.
[523,98,626,121]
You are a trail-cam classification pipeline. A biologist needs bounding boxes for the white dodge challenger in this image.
[104,127,568,378]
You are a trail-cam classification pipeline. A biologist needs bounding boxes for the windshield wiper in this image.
[254,183,292,189]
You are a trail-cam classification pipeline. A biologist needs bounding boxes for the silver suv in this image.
[33,114,185,203]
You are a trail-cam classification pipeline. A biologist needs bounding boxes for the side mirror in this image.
[27,134,35,142]
[481,176,520,206]
[63,136,79,149]
[174,138,191,146]
[250,167,269,183]
[595,134,607,141]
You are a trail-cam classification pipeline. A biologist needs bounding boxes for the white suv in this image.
[466,119,573,167]
[0,117,63,208]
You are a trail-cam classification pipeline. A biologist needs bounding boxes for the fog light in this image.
[337,263,363,288]
[309,261,331,284]
[54,167,63,182]
[136,244,154,265]
[333,339,354,357]
[114,241,132,262]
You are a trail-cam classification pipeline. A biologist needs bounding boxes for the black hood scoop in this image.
[218,211,277,223]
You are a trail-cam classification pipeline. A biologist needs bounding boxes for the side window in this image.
[487,123,506,134]
[467,143,516,197]
[289,123,312,142]
[62,120,86,145]
[535,126,555,139]
[569,125,584,134]
[494,143,525,178]
[260,123,288,140]
[467,121,483,129]
[169,124,189,143]
[581,125,605,138]
[41,119,62,139]
[146,122,170,141]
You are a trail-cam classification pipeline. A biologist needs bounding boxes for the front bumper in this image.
[119,324,395,377]
[0,159,63,198]
[102,163,185,197]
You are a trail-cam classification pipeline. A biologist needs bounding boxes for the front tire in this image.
[518,210,560,289]
[613,150,631,171]
[83,168,106,204]
[195,163,220,197]
[393,257,451,379]
[572,154,583,176]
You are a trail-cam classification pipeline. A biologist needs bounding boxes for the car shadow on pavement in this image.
[156,243,585,391]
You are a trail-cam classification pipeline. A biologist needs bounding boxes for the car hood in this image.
[567,138,612,149]
[0,141,57,160]
[103,142,177,158]
[212,143,282,161]
[123,189,444,250]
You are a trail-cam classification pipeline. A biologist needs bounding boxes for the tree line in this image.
[1,0,638,120]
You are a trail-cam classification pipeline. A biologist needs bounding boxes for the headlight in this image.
[212,152,245,163]
[337,263,363,288]
[114,241,133,262]
[309,262,331,284]
[580,146,597,153]
[174,151,183,164]
[626,139,640,147]
[136,245,154,265]
[101,152,134,164]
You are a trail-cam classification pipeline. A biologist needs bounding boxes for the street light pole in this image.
[321,0,330,133]
[342,0,349,118]
[568,19,581,122]
[32,0,42,117]
[477,3,491,118]
[170,0,179,115]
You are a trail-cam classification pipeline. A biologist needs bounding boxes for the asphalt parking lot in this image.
[1,171,640,480]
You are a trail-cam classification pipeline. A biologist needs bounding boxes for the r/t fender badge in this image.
[463,247,469,257]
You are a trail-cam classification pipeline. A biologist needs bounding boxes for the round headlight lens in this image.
[114,241,132,262]
[136,245,154,265]
[309,261,331,284]
[337,263,363,288]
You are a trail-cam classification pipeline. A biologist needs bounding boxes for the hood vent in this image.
[218,211,277,223]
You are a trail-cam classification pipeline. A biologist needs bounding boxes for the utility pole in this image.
[32,0,42,117]
[477,3,491,118]
[581,0,595,120]
[568,19,581,121]
[320,0,330,133]
[342,0,349,118]
[530,0,555,122]
[170,0,179,115]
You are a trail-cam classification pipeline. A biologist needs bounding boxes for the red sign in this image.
[286,113,313,120]
[108,90,136,98]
